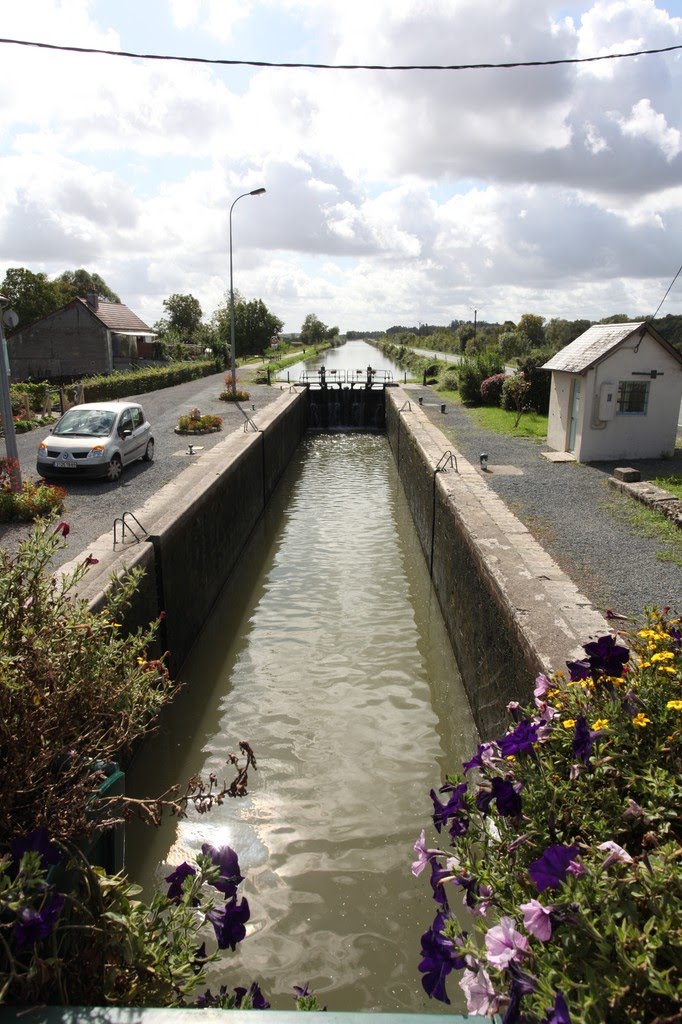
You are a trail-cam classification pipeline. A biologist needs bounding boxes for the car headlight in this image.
[87,446,105,459]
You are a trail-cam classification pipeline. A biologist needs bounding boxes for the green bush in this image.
[517,350,553,415]
[438,367,460,392]
[80,359,219,402]
[457,351,505,405]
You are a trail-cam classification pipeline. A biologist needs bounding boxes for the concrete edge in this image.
[608,475,682,528]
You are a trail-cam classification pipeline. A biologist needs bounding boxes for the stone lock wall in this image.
[386,389,606,739]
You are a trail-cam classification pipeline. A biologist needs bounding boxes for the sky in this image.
[0,0,681,335]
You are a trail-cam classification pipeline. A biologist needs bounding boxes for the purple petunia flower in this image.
[201,843,244,897]
[572,713,603,765]
[598,841,633,869]
[583,635,629,678]
[459,964,502,1017]
[534,673,551,700]
[234,982,270,1009]
[528,844,579,892]
[498,719,539,758]
[165,862,197,903]
[11,829,62,873]
[430,783,467,833]
[484,915,530,968]
[418,912,467,1004]
[13,893,65,951]
[519,898,554,941]
[565,657,591,681]
[542,991,572,1023]
[462,742,498,774]
[504,961,540,1024]
[476,777,522,818]
[207,896,250,950]
[411,829,443,877]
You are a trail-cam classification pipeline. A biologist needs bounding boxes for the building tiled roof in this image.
[542,323,648,374]
[79,298,153,334]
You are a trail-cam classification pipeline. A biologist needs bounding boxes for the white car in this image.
[37,401,154,482]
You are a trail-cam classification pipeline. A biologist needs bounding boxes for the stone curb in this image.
[608,477,682,528]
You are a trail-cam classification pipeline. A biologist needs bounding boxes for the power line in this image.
[0,36,680,71]
[650,263,682,321]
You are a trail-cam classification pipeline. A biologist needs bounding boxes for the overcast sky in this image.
[1,0,681,334]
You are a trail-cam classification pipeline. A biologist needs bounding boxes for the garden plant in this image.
[0,521,322,1010]
[415,613,681,1023]
[176,408,222,433]
[0,458,65,523]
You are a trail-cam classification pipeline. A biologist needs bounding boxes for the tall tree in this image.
[0,267,62,330]
[212,294,283,357]
[516,313,545,348]
[300,313,339,347]
[55,269,121,303]
[156,293,203,338]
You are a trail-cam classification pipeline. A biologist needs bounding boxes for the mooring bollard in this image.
[418,396,423,405]
[440,404,446,413]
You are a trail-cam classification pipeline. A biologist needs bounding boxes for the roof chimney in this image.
[86,290,99,310]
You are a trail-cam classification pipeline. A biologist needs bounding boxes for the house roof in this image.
[542,322,682,374]
[79,298,154,335]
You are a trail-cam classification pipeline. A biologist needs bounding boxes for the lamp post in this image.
[0,293,22,490]
[229,187,266,396]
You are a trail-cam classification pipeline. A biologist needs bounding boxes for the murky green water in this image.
[126,433,477,1013]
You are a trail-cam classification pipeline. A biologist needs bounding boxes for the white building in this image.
[542,322,682,462]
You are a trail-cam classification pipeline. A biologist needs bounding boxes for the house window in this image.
[617,380,649,415]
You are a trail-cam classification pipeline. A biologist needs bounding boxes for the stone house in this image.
[8,292,156,380]
[542,321,682,461]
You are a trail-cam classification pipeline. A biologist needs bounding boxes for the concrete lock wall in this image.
[386,389,606,739]
[64,389,308,675]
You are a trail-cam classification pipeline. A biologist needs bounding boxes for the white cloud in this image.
[0,0,681,332]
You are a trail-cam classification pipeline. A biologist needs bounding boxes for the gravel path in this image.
[0,369,284,569]
[410,385,682,620]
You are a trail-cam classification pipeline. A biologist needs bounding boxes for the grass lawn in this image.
[438,390,548,440]
[652,473,682,499]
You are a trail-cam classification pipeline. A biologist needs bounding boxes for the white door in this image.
[568,379,580,453]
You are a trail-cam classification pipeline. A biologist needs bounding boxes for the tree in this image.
[516,313,545,348]
[156,293,203,339]
[0,268,62,330]
[212,294,283,359]
[55,269,120,303]
[300,313,339,347]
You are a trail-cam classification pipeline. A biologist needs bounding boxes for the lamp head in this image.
[250,187,266,196]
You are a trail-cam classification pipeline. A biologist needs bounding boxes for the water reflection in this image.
[126,434,477,1013]
[278,339,403,381]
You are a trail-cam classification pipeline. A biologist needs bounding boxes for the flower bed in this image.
[0,459,65,523]
[416,612,681,1023]
[175,408,222,433]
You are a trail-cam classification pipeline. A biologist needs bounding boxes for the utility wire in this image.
[0,36,680,71]
[650,263,682,321]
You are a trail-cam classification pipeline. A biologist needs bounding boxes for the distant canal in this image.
[278,338,404,381]
[126,432,477,1014]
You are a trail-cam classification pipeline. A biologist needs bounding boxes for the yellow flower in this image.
[33,694,41,706]
[137,657,148,666]
[666,700,682,711]
[592,719,609,731]
[658,666,676,675]
[632,713,651,728]
[562,719,576,729]
[651,651,674,663]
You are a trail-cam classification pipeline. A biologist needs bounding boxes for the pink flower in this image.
[54,521,70,537]
[459,965,501,1016]
[84,554,99,567]
[484,916,530,967]
[534,673,551,699]
[598,841,633,869]
[519,898,553,941]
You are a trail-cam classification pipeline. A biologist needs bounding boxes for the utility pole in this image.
[0,295,22,489]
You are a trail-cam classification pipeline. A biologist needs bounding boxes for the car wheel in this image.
[143,438,154,462]
[106,454,123,482]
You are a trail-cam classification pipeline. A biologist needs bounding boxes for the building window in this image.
[617,380,649,415]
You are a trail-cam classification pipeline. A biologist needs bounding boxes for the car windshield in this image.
[53,409,117,438]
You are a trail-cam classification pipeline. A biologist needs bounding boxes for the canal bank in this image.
[386,387,605,737]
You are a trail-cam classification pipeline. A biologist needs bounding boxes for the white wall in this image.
[547,333,682,461]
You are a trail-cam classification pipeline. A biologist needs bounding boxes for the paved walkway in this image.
[408,384,682,621]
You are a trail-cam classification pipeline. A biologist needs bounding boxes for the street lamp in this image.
[0,293,22,490]
[229,187,266,396]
